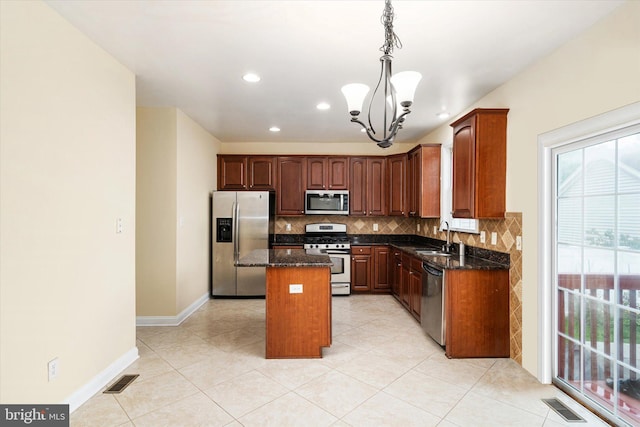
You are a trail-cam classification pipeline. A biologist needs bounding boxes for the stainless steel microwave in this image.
[305,190,349,215]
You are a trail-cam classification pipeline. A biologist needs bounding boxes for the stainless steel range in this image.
[303,223,351,295]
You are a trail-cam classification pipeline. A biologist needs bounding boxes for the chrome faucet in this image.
[441,220,453,253]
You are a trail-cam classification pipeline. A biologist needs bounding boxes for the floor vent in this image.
[103,374,139,394]
[542,398,586,422]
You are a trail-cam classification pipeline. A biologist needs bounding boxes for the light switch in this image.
[491,232,498,245]
[480,231,486,243]
[289,284,303,294]
[373,223,379,232]
[516,236,522,251]
[116,218,123,234]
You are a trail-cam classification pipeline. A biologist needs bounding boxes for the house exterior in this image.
[1,0,639,411]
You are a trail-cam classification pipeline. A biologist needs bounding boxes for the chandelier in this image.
[341,0,421,148]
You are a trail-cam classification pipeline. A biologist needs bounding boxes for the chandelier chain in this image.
[380,0,402,55]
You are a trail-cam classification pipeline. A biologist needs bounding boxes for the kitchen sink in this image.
[416,250,452,257]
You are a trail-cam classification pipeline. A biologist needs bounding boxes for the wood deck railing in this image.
[557,274,640,382]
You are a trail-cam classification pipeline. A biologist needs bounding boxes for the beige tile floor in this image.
[71,295,609,426]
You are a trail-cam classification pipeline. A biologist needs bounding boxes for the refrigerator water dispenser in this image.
[216,218,233,242]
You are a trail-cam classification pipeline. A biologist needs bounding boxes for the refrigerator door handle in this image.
[233,201,240,261]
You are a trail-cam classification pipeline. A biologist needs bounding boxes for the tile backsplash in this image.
[275,212,524,364]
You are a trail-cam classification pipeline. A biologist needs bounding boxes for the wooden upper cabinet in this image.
[277,156,306,215]
[349,157,387,216]
[387,154,407,216]
[408,144,441,218]
[248,156,276,190]
[451,108,508,218]
[218,155,247,190]
[327,157,348,189]
[307,157,348,190]
[306,157,326,190]
[367,157,387,216]
[349,157,367,215]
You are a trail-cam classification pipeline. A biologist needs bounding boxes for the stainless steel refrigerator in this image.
[211,191,275,297]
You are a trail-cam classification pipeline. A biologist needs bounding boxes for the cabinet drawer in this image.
[352,246,372,255]
[411,256,423,271]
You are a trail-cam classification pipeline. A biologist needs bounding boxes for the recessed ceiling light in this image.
[242,73,261,83]
[437,112,450,119]
[269,126,280,132]
[316,102,330,110]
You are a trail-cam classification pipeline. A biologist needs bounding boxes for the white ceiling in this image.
[45,0,623,144]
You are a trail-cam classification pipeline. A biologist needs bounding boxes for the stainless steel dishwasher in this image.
[421,262,445,346]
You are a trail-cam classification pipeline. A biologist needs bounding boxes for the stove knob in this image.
[325,244,329,248]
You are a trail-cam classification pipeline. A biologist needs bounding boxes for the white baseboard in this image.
[136,293,210,326]
[66,346,139,413]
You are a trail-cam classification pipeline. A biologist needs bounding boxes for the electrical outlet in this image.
[48,358,59,381]
[417,223,420,232]
[433,226,437,235]
[373,223,379,232]
[516,236,522,251]
[285,223,292,231]
[491,232,498,245]
[289,284,303,294]
[480,231,486,243]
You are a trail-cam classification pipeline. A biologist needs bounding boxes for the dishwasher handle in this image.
[422,262,443,277]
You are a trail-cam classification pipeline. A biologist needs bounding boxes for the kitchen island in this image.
[236,249,333,359]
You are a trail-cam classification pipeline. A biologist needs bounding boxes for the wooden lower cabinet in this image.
[351,245,391,293]
[400,252,422,321]
[265,266,331,358]
[409,256,422,321]
[391,249,402,298]
[372,246,390,292]
[351,246,372,292]
[445,269,510,358]
[400,253,411,309]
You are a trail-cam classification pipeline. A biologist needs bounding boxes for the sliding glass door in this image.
[553,128,640,426]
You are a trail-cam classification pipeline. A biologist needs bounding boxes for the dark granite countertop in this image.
[389,244,509,270]
[236,249,332,267]
[271,233,509,270]
[271,234,304,245]
[348,234,509,270]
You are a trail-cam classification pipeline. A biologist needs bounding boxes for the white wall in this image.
[0,0,136,405]
[417,0,640,377]
[136,108,178,316]
[219,141,417,155]
[136,107,220,318]
[176,110,219,313]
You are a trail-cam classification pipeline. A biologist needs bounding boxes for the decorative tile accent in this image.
[274,212,524,365]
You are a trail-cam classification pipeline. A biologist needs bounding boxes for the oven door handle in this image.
[325,250,351,255]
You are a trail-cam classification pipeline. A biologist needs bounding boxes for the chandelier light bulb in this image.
[341,84,370,116]
[390,71,422,106]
